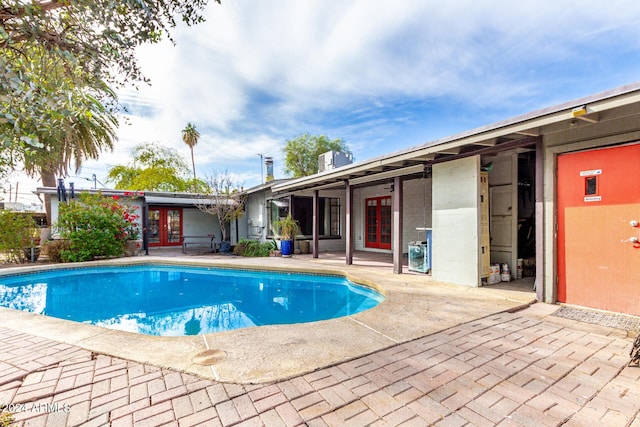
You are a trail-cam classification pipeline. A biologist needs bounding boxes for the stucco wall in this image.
[432,156,481,286]
[182,208,219,238]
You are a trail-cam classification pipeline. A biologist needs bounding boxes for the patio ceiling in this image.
[272,82,640,194]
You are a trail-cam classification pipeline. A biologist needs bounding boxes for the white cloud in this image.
[9,0,640,206]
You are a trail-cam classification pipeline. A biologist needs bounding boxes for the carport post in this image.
[312,190,319,258]
[535,140,544,301]
[345,180,353,265]
[393,176,403,274]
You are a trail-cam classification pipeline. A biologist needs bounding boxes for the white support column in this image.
[535,141,544,301]
[345,181,353,265]
[312,190,319,258]
[393,176,403,274]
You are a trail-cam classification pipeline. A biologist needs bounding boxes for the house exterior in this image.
[35,83,640,316]
[245,83,640,316]
[36,188,229,251]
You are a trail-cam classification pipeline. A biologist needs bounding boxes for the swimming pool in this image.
[0,264,384,336]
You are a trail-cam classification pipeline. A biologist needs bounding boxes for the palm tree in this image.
[23,87,118,224]
[16,48,118,224]
[182,122,200,182]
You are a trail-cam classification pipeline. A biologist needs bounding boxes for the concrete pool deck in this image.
[0,253,536,384]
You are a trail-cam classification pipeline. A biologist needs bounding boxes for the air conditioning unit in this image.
[318,150,353,173]
[408,229,432,274]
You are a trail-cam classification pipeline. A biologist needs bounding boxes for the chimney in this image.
[265,157,274,182]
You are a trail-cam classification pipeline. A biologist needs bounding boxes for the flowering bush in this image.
[122,204,141,240]
[55,193,141,262]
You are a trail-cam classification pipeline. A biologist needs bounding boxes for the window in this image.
[585,176,598,195]
[268,196,340,238]
[269,199,289,236]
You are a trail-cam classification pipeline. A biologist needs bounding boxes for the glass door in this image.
[365,196,391,249]
[148,207,183,246]
[166,209,182,244]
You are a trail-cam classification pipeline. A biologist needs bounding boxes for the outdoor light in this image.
[572,105,588,117]
[572,105,599,123]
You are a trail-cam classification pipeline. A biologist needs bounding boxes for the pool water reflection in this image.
[0,265,383,336]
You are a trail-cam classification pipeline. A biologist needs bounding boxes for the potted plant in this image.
[274,213,299,257]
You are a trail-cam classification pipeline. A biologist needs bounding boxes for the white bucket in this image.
[489,264,501,284]
[516,259,523,279]
[501,263,511,282]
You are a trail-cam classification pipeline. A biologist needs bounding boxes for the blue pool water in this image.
[0,265,383,336]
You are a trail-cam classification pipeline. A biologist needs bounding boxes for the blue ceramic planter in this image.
[280,239,294,257]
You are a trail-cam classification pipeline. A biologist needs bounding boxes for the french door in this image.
[148,207,183,246]
[365,196,392,249]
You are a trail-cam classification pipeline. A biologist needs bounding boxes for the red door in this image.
[365,196,391,249]
[557,144,640,315]
[148,207,183,246]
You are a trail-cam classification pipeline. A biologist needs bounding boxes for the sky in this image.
[6,0,640,208]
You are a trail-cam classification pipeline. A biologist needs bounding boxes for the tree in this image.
[0,38,118,154]
[1,0,218,152]
[195,171,246,243]
[182,122,200,181]
[106,143,204,192]
[13,49,119,224]
[282,133,352,177]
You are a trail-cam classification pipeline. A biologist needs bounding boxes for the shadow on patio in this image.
[147,247,535,294]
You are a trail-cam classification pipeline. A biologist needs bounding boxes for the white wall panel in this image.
[432,156,480,286]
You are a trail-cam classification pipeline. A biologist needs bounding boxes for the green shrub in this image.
[0,211,38,263]
[55,193,139,262]
[233,239,272,257]
[0,410,13,427]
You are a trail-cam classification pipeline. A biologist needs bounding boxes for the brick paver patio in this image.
[1,304,638,426]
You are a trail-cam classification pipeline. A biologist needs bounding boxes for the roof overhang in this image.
[272,82,640,194]
[35,187,233,207]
